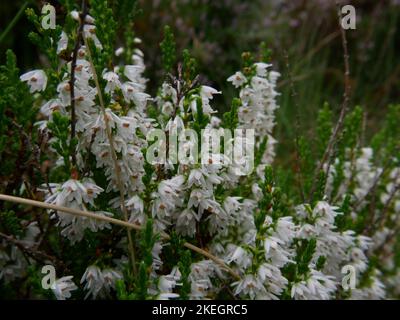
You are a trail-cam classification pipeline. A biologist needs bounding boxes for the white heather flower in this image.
[40,99,66,117]
[20,70,47,93]
[257,263,288,298]
[81,266,121,299]
[82,180,104,204]
[161,101,174,116]
[57,31,68,54]
[306,270,337,300]
[233,274,266,299]
[226,245,252,269]
[22,222,40,246]
[252,183,263,200]
[158,175,185,207]
[44,179,105,242]
[115,47,124,56]
[264,236,293,267]
[188,169,207,188]
[166,115,185,133]
[188,188,208,209]
[131,92,151,111]
[189,260,216,299]
[210,116,221,128]
[194,86,220,116]
[190,96,214,116]
[134,48,144,57]
[312,201,340,224]
[102,269,123,292]
[229,62,280,170]
[274,217,296,244]
[81,265,104,299]
[152,242,164,270]
[73,59,92,84]
[357,235,373,251]
[200,85,221,100]
[263,236,282,254]
[158,271,180,294]
[350,247,368,273]
[291,281,309,299]
[51,179,103,208]
[151,241,163,270]
[83,25,102,49]
[103,71,121,93]
[126,195,145,224]
[0,246,27,283]
[57,81,72,106]
[70,10,80,21]
[52,276,78,300]
[158,292,180,300]
[353,148,380,202]
[254,62,272,77]
[121,81,144,100]
[176,209,198,237]
[251,76,269,90]
[160,83,177,104]
[269,71,280,84]
[227,71,246,88]
[70,10,95,24]
[223,197,242,217]
[124,65,145,82]
[207,203,229,234]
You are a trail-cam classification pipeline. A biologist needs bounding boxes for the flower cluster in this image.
[1,2,399,300]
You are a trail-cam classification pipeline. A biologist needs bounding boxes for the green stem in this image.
[0,1,31,44]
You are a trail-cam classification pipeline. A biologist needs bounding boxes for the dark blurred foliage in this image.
[134,0,261,108]
[1,0,399,160]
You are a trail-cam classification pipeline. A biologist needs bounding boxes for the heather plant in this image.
[0,0,400,300]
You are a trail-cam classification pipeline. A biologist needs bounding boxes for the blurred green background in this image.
[1,0,399,162]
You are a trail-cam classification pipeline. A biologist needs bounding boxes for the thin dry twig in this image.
[309,2,352,202]
[377,184,400,229]
[0,193,240,280]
